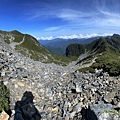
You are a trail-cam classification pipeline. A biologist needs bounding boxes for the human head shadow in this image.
[14,91,41,120]
[81,106,98,120]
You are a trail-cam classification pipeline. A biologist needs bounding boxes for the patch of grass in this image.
[11,30,24,43]
[104,110,120,115]
[91,52,120,76]
[78,67,95,73]
[0,81,10,111]
[5,37,10,44]
[77,51,120,76]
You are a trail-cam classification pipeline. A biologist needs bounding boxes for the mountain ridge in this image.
[39,36,111,55]
[66,34,120,57]
[65,34,120,75]
[0,30,75,65]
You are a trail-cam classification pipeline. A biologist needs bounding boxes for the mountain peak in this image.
[65,34,120,76]
[10,30,23,35]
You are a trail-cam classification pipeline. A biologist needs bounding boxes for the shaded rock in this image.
[14,91,41,120]
[73,103,82,113]
[3,81,8,86]
[69,111,76,119]
[116,102,120,108]
[81,106,98,120]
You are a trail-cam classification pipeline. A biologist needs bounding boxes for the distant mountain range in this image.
[39,36,111,55]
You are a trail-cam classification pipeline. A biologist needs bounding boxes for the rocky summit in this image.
[0,38,120,120]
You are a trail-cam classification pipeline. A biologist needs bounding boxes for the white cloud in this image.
[45,26,61,31]
[58,34,79,39]
[25,1,120,38]
[57,9,91,23]
[57,33,113,39]
[96,9,120,27]
[37,36,54,40]
[37,33,113,40]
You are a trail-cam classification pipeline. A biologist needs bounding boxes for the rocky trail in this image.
[0,40,120,120]
[9,35,25,49]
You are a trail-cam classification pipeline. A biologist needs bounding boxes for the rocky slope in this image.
[0,36,120,120]
[0,30,73,65]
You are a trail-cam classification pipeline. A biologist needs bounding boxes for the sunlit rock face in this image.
[0,111,9,120]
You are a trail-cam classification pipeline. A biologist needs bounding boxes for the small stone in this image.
[79,97,84,102]
[17,82,25,87]
[73,103,82,113]
[58,92,62,97]
[51,107,59,113]
[15,84,18,88]
[116,102,120,108]
[1,71,5,77]
[76,84,82,93]
[3,81,8,86]
[65,115,69,120]
[91,87,97,93]
[11,79,16,82]
[11,110,15,116]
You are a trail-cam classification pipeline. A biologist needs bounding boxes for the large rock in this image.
[75,83,82,93]
[0,110,9,120]
[104,92,116,103]
[72,103,82,113]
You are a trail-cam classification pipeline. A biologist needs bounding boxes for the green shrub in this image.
[0,81,10,111]
[92,52,120,76]
[78,67,95,73]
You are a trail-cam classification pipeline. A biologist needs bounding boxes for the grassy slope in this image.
[15,34,77,65]
[66,35,120,76]
[0,30,76,65]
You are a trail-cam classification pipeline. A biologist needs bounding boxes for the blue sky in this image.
[0,0,120,39]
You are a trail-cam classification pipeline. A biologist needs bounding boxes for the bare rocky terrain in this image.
[0,37,120,120]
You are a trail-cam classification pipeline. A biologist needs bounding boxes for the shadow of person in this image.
[81,106,98,120]
[14,91,41,120]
